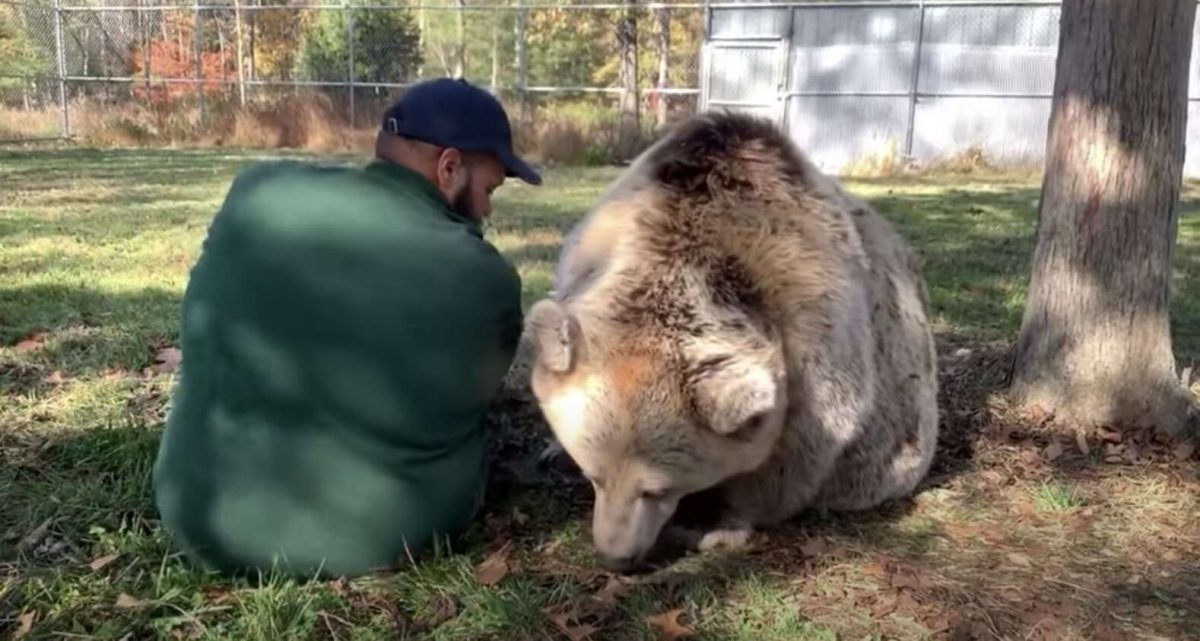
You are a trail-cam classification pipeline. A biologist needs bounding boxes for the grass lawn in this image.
[2,145,1199,641]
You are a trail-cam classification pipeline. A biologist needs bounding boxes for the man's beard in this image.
[450,187,476,222]
[447,169,479,222]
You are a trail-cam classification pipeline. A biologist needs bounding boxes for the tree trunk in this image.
[514,0,527,124]
[233,0,246,106]
[616,0,640,159]
[454,0,466,78]
[417,2,425,78]
[218,21,227,82]
[1009,0,1197,436]
[141,0,151,93]
[489,15,498,94]
[655,6,669,129]
[248,0,256,84]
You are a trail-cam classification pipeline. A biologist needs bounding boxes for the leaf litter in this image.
[12,610,36,640]
[543,574,632,641]
[150,346,182,375]
[88,553,119,571]
[115,593,148,609]
[14,330,48,352]
[474,541,512,586]
[644,608,695,640]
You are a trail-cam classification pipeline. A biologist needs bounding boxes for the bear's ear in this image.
[688,353,783,437]
[524,299,581,374]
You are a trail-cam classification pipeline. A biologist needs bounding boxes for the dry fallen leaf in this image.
[474,542,511,586]
[645,608,695,640]
[942,522,986,543]
[1044,441,1064,461]
[592,575,629,607]
[978,470,1006,487]
[115,593,148,609]
[169,623,203,640]
[861,557,890,580]
[15,331,48,352]
[871,592,898,617]
[1091,623,1127,641]
[17,518,52,552]
[201,586,233,605]
[1174,441,1196,461]
[799,537,827,557]
[103,368,131,381]
[545,605,600,641]
[1007,552,1033,568]
[152,347,183,374]
[89,553,119,571]
[422,594,459,627]
[12,610,36,640]
[889,567,922,590]
[329,577,350,598]
[894,591,922,613]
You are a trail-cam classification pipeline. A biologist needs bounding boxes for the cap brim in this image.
[497,148,542,185]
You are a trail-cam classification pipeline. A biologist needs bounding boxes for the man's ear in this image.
[688,353,784,437]
[524,299,581,373]
[434,147,464,189]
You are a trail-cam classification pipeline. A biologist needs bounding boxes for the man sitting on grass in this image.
[151,77,541,579]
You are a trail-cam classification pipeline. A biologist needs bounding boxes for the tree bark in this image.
[1009,0,1197,435]
[616,0,640,159]
[247,0,256,84]
[490,15,499,94]
[454,0,466,78]
[514,0,528,126]
[234,0,246,106]
[655,6,669,129]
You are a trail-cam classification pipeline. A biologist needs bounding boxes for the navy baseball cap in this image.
[381,77,541,186]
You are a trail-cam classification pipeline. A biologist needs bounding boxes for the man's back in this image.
[152,158,523,578]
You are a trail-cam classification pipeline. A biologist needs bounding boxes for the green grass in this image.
[1031,480,1086,513]
[3,146,1200,641]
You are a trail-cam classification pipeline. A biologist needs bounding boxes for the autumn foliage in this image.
[127,15,233,102]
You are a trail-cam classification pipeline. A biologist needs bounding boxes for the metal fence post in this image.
[903,0,926,161]
[53,0,70,138]
[346,0,355,126]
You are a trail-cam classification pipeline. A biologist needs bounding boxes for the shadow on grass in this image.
[4,152,1200,638]
[0,285,181,388]
[482,366,1199,639]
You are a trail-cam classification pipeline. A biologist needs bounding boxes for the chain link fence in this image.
[0,0,705,162]
[5,0,1198,173]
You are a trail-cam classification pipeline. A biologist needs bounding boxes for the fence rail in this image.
[1,0,710,154]
[4,0,1198,176]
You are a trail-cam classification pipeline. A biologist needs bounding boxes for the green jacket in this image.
[152,159,523,579]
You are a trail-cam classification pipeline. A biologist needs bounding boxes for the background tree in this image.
[615,0,639,158]
[296,0,422,89]
[1008,0,1198,437]
[0,2,51,102]
[245,6,308,81]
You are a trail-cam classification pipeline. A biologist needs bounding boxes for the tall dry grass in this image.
[0,106,63,140]
[3,91,684,164]
[63,91,375,153]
